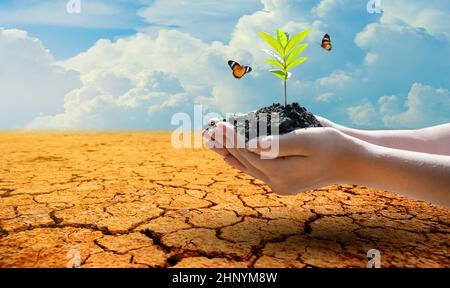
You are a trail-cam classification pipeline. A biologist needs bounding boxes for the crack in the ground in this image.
[1,132,448,268]
[303,210,320,234]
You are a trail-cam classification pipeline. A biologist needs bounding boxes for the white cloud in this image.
[317,70,352,89]
[346,83,450,128]
[342,0,449,129]
[27,31,199,129]
[26,0,319,129]
[313,0,343,18]
[363,52,378,65]
[381,0,450,38]
[354,11,450,87]
[378,95,398,115]
[27,29,247,129]
[315,92,335,103]
[2,0,449,130]
[138,0,262,42]
[0,28,80,128]
[380,83,450,128]
[347,101,376,126]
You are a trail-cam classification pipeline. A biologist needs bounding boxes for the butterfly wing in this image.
[321,34,332,51]
[228,60,239,70]
[233,66,246,79]
[228,60,251,79]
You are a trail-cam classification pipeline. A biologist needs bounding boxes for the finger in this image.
[205,139,230,156]
[314,115,333,127]
[207,117,221,127]
[203,127,216,141]
[246,135,279,159]
[224,154,268,183]
[204,134,228,152]
[223,154,247,171]
[204,129,246,170]
[210,147,230,157]
[215,122,247,149]
[206,121,272,184]
[229,150,272,183]
[237,148,279,176]
[214,122,271,183]
[202,128,210,138]
[315,116,349,132]
[247,129,324,157]
[203,123,230,147]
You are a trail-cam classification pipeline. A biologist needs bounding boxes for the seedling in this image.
[222,27,321,142]
[259,28,311,106]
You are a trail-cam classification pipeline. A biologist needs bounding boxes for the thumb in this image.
[247,130,315,158]
[314,115,334,127]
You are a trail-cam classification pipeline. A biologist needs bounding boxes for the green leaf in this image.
[285,29,311,54]
[265,59,284,69]
[286,43,308,66]
[276,29,288,48]
[270,69,288,80]
[262,49,283,62]
[286,57,307,70]
[259,31,284,56]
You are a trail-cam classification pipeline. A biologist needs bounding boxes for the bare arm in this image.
[204,122,450,207]
[348,138,450,206]
[317,117,450,155]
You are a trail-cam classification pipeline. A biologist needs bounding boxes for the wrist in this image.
[332,132,379,185]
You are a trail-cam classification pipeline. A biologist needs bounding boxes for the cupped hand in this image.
[203,119,363,195]
[314,115,349,131]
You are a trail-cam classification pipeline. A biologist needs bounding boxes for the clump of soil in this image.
[227,102,322,142]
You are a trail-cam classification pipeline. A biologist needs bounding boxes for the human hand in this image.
[314,115,356,133]
[204,118,450,206]
[313,115,337,128]
[203,120,363,195]
[314,116,450,155]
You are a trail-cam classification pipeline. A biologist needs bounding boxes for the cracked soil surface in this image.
[0,132,449,268]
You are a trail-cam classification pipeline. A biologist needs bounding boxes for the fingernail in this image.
[207,119,217,127]
[206,128,215,138]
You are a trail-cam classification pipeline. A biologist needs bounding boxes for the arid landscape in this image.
[0,132,448,268]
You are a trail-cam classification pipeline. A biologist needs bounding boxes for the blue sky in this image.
[0,0,150,59]
[0,0,449,130]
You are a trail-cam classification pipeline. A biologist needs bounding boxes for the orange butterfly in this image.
[228,60,252,79]
[321,34,332,51]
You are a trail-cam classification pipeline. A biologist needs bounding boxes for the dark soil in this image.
[226,102,323,142]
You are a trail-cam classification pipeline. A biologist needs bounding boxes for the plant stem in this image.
[282,50,287,106]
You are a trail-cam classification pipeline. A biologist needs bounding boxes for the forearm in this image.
[346,140,450,207]
[334,123,450,155]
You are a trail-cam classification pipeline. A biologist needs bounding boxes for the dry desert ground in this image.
[0,132,449,268]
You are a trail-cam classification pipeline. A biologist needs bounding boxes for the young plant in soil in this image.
[223,28,322,142]
[260,28,309,107]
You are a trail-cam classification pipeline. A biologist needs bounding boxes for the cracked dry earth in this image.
[0,132,449,268]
